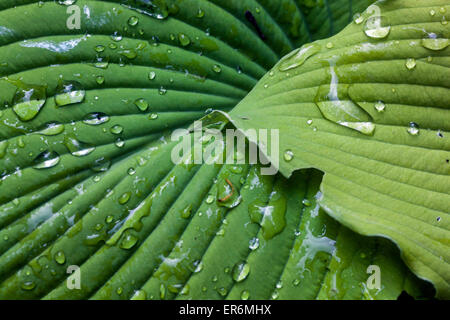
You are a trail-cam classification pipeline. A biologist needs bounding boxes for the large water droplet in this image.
[134,98,149,111]
[38,122,65,136]
[32,151,60,169]
[249,190,287,240]
[421,37,449,51]
[55,81,85,107]
[11,81,47,121]
[232,261,250,282]
[64,134,95,157]
[363,16,391,39]
[118,191,131,205]
[128,16,139,27]
[279,43,321,71]
[178,33,191,46]
[120,230,138,249]
[315,63,375,136]
[83,112,110,125]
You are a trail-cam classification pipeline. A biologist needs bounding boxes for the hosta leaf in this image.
[0,0,432,299]
[225,0,450,298]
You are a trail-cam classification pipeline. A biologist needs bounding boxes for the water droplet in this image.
[106,215,114,224]
[249,237,259,250]
[83,112,110,125]
[92,157,111,172]
[54,251,66,264]
[128,16,139,26]
[279,43,321,71]
[217,287,227,296]
[110,125,123,135]
[405,58,416,70]
[363,16,391,39]
[178,33,191,46]
[119,49,137,60]
[353,13,364,25]
[283,150,294,162]
[118,191,131,205]
[116,287,123,295]
[315,65,375,136]
[421,37,449,51]
[149,113,158,120]
[32,151,60,169]
[115,138,125,148]
[181,204,192,219]
[38,122,65,136]
[58,0,76,4]
[326,42,334,49]
[194,261,203,273]
[95,75,105,85]
[374,101,386,112]
[111,31,122,42]
[302,199,312,207]
[158,87,167,95]
[148,71,156,80]
[249,191,287,240]
[241,290,250,300]
[407,122,420,136]
[127,167,136,175]
[64,134,95,157]
[21,281,36,291]
[134,98,149,111]
[197,8,205,18]
[430,9,436,16]
[132,290,146,300]
[205,194,215,204]
[54,81,85,107]
[232,261,250,282]
[11,82,47,121]
[94,45,105,53]
[212,64,222,73]
[120,230,138,249]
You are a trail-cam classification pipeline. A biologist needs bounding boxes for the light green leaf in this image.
[226,0,450,298]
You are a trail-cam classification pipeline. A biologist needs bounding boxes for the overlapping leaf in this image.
[226,0,450,298]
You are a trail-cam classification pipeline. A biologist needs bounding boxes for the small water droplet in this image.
[407,122,420,136]
[197,8,205,18]
[94,45,105,53]
[405,58,416,70]
[149,113,158,120]
[118,191,131,205]
[38,122,65,135]
[249,237,259,250]
[212,64,222,73]
[354,13,364,25]
[148,71,156,80]
[241,290,250,300]
[11,82,47,121]
[134,98,149,111]
[54,251,66,264]
[374,101,386,112]
[178,33,191,46]
[110,125,123,135]
[205,194,215,204]
[64,134,95,157]
[128,16,139,26]
[95,75,105,85]
[111,31,122,42]
[283,150,294,162]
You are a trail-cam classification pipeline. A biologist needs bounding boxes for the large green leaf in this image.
[225,0,450,298]
[0,0,432,299]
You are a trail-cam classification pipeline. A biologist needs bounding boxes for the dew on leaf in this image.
[363,16,391,39]
[134,98,149,111]
[32,151,60,169]
[407,122,420,136]
[55,81,85,107]
[83,112,110,125]
[405,58,416,70]
[232,261,250,282]
[279,43,321,71]
[118,191,131,205]
[110,125,123,135]
[54,251,66,264]
[128,16,139,26]
[64,134,95,157]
